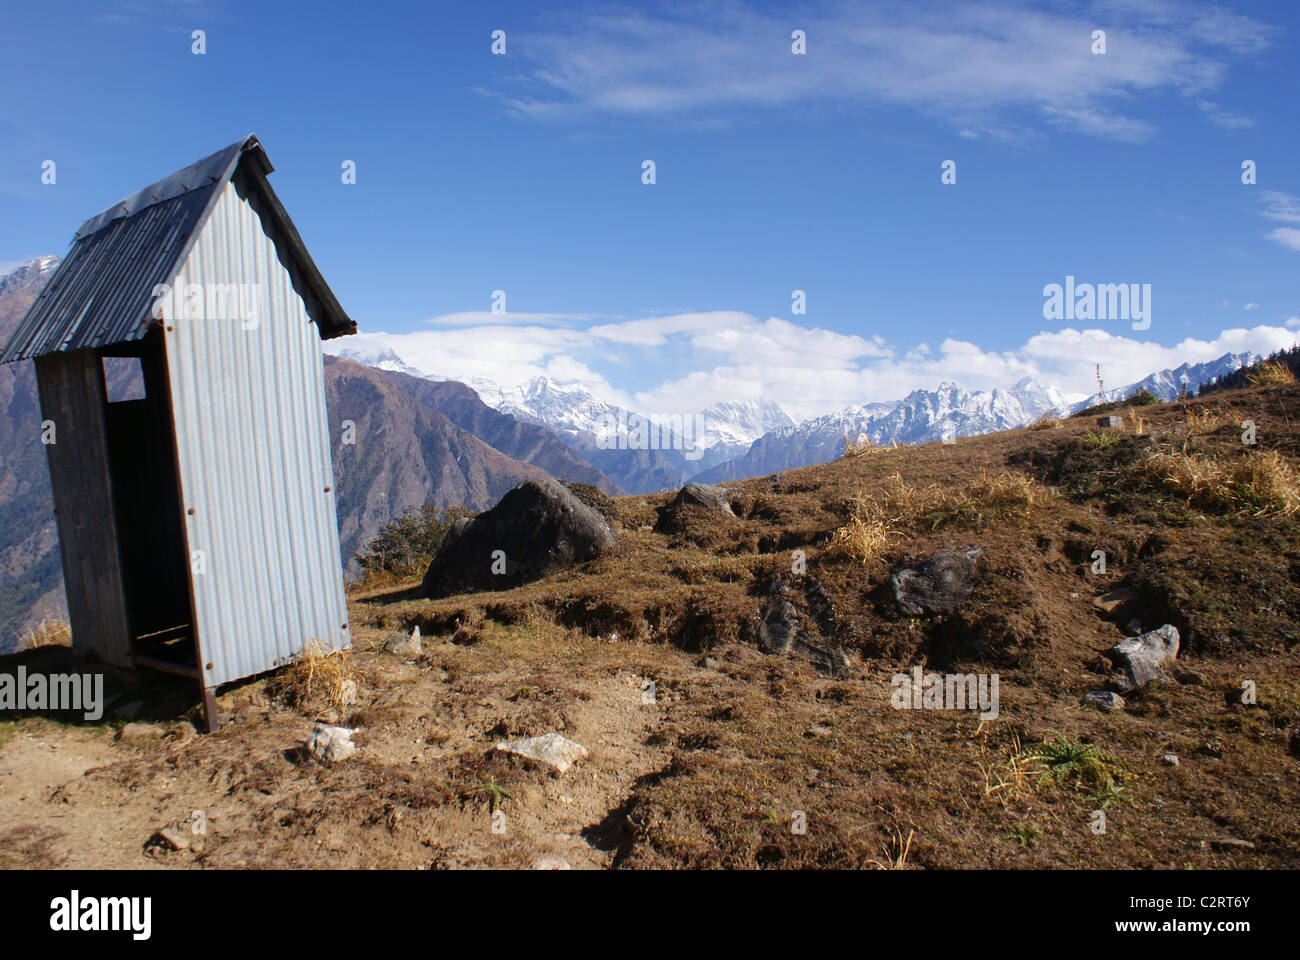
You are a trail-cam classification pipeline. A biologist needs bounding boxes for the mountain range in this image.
[0,255,1263,644]
[332,345,1259,487]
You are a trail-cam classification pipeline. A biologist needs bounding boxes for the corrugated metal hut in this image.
[0,135,356,730]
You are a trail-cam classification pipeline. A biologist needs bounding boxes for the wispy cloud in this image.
[490,0,1273,141]
[328,310,1298,421]
[1257,191,1300,253]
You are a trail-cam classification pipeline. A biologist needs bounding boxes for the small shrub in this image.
[1081,429,1120,449]
[356,504,476,579]
[1016,734,1124,806]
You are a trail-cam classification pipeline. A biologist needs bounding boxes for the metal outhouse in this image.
[0,135,356,729]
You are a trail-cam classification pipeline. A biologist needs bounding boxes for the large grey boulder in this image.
[891,549,982,617]
[1108,624,1180,693]
[421,478,615,597]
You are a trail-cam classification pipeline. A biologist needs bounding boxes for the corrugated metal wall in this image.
[164,179,349,688]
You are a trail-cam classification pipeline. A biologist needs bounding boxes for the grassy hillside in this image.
[2,377,1294,869]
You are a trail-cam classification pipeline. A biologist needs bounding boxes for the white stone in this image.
[495,732,589,774]
[306,724,357,764]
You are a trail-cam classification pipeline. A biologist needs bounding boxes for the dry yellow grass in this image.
[827,469,1042,559]
[1246,360,1297,386]
[21,618,72,649]
[1181,404,1226,434]
[963,469,1042,514]
[839,433,878,459]
[1127,407,1146,436]
[1141,449,1300,517]
[1029,415,1063,431]
[865,825,915,870]
[978,732,1041,806]
[276,639,357,713]
[826,507,893,565]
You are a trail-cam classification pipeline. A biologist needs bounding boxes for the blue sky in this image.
[1,0,1298,419]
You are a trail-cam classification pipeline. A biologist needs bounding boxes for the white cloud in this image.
[327,311,1299,422]
[490,1,1273,141]
[1196,100,1255,129]
[1244,302,1259,310]
[1260,191,1300,224]
[1267,228,1300,253]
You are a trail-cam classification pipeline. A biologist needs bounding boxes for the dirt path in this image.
[0,634,673,870]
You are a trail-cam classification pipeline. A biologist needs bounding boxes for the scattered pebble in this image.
[150,827,189,852]
[1085,690,1126,711]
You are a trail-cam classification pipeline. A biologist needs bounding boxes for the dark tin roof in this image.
[0,135,355,364]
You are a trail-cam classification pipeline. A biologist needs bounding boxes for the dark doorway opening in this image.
[99,328,195,673]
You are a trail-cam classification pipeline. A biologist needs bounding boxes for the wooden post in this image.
[200,685,220,733]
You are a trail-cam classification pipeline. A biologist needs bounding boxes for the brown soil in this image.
[2,382,1297,869]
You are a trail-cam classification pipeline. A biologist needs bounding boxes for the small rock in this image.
[384,628,422,657]
[152,827,189,852]
[1085,690,1126,711]
[306,724,357,764]
[118,722,164,740]
[1091,588,1138,618]
[1109,624,1180,692]
[531,857,571,870]
[1161,754,1179,766]
[757,599,799,654]
[339,679,358,706]
[495,732,588,774]
[808,724,834,738]
[1097,416,1123,428]
[698,656,720,670]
